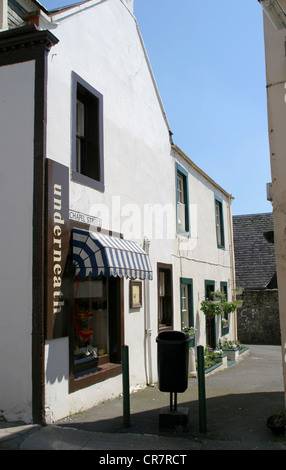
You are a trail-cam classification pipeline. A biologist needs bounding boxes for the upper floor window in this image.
[215,196,225,248]
[72,72,104,192]
[176,163,189,234]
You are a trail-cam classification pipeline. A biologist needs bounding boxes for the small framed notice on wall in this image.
[130,281,142,308]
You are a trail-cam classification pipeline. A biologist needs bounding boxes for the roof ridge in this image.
[233,212,273,218]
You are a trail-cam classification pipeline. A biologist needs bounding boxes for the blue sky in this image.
[42,0,272,216]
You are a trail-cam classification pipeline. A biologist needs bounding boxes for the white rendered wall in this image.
[263,10,286,406]
[173,150,235,348]
[44,0,175,421]
[0,60,35,421]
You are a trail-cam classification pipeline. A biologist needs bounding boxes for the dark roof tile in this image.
[233,213,276,289]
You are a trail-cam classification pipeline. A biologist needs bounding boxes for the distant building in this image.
[233,213,280,345]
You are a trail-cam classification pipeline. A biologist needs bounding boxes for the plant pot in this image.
[188,348,197,377]
[266,415,286,435]
[235,287,244,296]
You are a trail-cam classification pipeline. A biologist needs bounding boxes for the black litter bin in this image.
[156,330,190,393]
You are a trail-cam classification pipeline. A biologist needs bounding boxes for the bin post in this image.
[197,345,207,433]
[122,345,130,427]
[170,392,177,412]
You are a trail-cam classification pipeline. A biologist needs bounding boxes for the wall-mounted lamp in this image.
[258,0,286,29]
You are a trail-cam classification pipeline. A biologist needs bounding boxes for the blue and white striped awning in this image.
[72,228,153,280]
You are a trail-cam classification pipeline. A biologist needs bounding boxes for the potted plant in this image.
[210,347,223,360]
[218,339,245,362]
[235,286,244,296]
[200,291,223,319]
[221,317,229,329]
[218,339,245,351]
[203,346,217,370]
[267,409,286,435]
[200,290,241,319]
[182,325,196,340]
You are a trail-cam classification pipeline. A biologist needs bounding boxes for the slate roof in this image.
[233,213,276,289]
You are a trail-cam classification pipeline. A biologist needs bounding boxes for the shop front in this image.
[45,159,153,406]
[70,227,153,392]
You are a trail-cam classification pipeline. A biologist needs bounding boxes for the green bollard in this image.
[197,345,207,432]
[122,345,130,427]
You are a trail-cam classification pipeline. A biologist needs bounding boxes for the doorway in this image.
[205,280,216,348]
[157,263,173,331]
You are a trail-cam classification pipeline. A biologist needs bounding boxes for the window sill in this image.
[71,170,104,193]
[177,230,190,237]
[69,362,122,393]
[221,326,229,336]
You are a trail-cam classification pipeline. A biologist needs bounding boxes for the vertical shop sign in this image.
[46,159,70,340]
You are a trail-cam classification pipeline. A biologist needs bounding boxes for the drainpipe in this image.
[143,237,153,385]
[227,196,237,340]
[0,0,8,31]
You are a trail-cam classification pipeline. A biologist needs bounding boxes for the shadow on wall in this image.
[45,337,69,385]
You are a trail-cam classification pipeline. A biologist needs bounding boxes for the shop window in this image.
[176,163,190,234]
[72,72,104,192]
[71,275,122,390]
[74,275,108,373]
[215,196,225,248]
[158,263,173,330]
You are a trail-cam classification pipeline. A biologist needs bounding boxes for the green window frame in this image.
[176,163,190,235]
[205,280,216,349]
[180,278,194,347]
[214,196,225,249]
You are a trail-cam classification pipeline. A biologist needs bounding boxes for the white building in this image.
[257,0,286,404]
[172,146,235,350]
[0,0,235,424]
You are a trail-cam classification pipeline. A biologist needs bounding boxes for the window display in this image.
[73,275,108,372]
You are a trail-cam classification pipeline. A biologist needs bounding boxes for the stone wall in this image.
[237,289,281,345]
